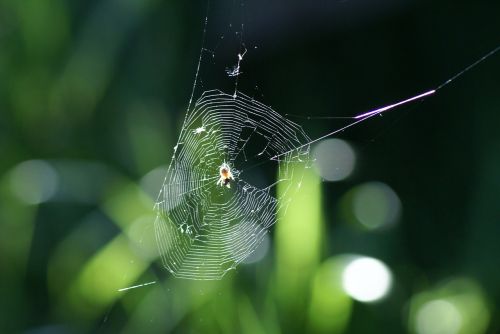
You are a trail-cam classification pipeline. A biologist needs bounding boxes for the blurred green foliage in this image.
[1,0,499,333]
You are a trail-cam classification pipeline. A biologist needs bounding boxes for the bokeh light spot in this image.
[9,160,59,204]
[313,139,356,181]
[242,232,270,264]
[415,299,462,334]
[352,182,401,230]
[341,256,392,302]
[127,215,159,262]
[408,278,490,334]
[140,166,182,210]
[140,166,168,200]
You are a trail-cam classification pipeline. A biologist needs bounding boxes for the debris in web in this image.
[225,45,247,77]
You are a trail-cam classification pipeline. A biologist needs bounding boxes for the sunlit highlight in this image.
[341,257,392,302]
[354,90,436,119]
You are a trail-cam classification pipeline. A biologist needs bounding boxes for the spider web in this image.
[154,89,311,280]
[150,0,499,281]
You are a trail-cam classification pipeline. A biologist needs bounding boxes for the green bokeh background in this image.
[1,0,499,333]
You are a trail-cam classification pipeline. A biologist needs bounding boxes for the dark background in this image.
[0,0,499,333]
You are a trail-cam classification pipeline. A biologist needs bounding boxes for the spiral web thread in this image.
[154,89,311,280]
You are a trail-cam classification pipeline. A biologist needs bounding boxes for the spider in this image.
[217,162,234,188]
